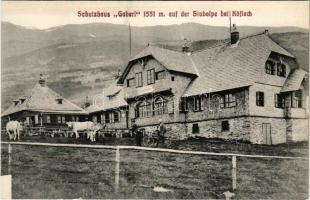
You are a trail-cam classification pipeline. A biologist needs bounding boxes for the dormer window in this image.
[265,60,275,75]
[13,100,19,106]
[277,63,286,77]
[55,96,63,104]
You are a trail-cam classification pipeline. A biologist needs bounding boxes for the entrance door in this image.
[262,123,272,145]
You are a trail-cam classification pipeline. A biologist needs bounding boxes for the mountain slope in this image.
[1,22,309,111]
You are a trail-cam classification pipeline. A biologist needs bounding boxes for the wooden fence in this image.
[1,141,308,197]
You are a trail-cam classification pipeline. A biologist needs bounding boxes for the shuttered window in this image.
[135,72,143,87]
[147,69,155,84]
[275,94,285,108]
[277,63,286,77]
[256,92,264,107]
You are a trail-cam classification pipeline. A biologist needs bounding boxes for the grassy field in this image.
[1,134,308,199]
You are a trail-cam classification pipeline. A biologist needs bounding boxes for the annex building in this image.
[88,25,309,144]
[1,75,88,128]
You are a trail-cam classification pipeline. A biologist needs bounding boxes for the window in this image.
[275,94,285,108]
[192,123,200,134]
[57,99,63,104]
[127,78,135,87]
[222,121,230,131]
[114,111,119,123]
[46,115,51,123]
[220,94,236,108]
[92,116,97,122]
[135,72,143,87]
[171,76,175,82]
[155,71,166,80]
[277,63,286,77]
[256,92,264,107]
[57,116,62,123]
[62,116,66,123]
[194,96,202,111]
[109,113,114,123]
[135,101,152,118]
[292,91,302,108]
[179,98,188,112]
[76,116,79,122]
[153,97,168,115]
[147,69,155,84]
[265,60,276,75]
[105,113,110,123]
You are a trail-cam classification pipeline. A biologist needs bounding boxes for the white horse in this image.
[6,121,22,140]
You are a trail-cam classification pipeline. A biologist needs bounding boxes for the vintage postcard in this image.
[0,1,309,199]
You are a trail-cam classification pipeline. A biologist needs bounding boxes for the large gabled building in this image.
[104,25,308,144]
[1,75,88,127]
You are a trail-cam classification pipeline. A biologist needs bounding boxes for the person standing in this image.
[132,119,141,146]
[156,119,166,147]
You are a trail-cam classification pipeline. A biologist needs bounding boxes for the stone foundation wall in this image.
[186,117,251,142]
[290,119,309,142]
[249,117,287,144]
[139,122,188,139]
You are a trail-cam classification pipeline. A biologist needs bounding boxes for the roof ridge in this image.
[192,31,267,54]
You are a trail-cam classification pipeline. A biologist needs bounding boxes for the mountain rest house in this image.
[2,25,309,145]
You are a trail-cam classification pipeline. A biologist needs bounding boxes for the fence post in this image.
[8,144,12,175]
[115,146,120,193]
[232,156,237,191]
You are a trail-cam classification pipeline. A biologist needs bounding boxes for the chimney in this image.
[182,38,191,55]
[230,24,239,45]
[114,69,121,80]
[38,74,46,87]
[84,96,91,108]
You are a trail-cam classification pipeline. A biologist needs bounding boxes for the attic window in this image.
[13,100,19,106]
[277,63,286,77]
[155,71,166,80]
[265,60,275,75]
[56,97,63,104]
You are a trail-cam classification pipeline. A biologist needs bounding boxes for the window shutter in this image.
[275,94,278,108]
[34,115,39,124]
[256,92,260,106]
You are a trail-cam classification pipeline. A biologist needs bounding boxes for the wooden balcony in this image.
[124,80,172,99]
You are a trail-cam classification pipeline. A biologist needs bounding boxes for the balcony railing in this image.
[124,80,172,99]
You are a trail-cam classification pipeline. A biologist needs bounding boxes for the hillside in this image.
[1,22,309,111]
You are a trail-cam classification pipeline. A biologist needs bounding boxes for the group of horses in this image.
[5,121,105,142]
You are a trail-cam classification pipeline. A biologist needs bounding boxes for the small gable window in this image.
[135,72,143,87]
[13,100,19,106]
[155,70,166,80]
[127,78,135,87]
[256,91,264,107]
[56,96,63,104]
[147,69,155,84]
[277,63,286,77]
[265,60,275,75]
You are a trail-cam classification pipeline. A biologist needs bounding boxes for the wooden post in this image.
[8,144,12,175]
[115,147,120,193]
[232,156,237,191]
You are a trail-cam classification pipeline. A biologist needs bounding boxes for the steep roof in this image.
[86,85,128,114]
[2,83,87,117]
[183,33,295,96]
[118,46,198,83]
[281,68,307,92]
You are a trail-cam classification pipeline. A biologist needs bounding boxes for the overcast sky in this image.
[2,1,309,29]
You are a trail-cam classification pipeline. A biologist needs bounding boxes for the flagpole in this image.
[129,23,132,57]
